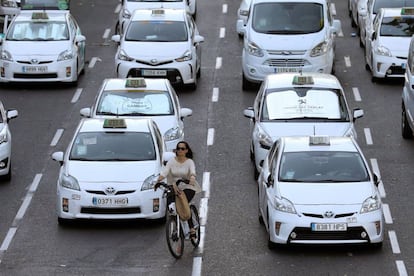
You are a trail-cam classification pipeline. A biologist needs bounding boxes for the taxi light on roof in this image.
[292,75,314,85]
[152,9,165,15]
[32,12,49,20]
[103,118,127,129]
[126,78,146,88]
[401,8,414,15]
[309,136,330,145]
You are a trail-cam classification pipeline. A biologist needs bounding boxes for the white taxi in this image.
[0,0,20,17]
[112,9,204,90]
[79,78,192,151]
[258,136,384,248]
[365,7,414,81]
[243,73,363,179]
[116,0,197,35]
[0,100,18,181]
[0,9,86,84]
[52,118,173,224]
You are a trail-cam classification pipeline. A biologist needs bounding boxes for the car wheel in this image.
[115,21,120,35]
[196,65,201,79]
[187,79,197,91]
[351,17,356,28]
[402,104,413,139]
[242,74,255,91]
[1,161,11,181]
[58,217,73,226]
[359,36,364,48]
[370,242,383,250]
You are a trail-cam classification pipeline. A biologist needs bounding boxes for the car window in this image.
[96,91,174,116]
[373,0,414,14]
[278,151,370,182]
[6,21,69,41]
[70,132,156,161]
[252,2,323,34]
[125,20,188,42]
[380,16,414,37]
[261,88,348,121]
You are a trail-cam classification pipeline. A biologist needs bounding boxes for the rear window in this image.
[252,2,324,34]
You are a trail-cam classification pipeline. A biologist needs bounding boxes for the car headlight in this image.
[0,50,13,61]
[0,126,7,144]
[374,45,392,57]
[360,195,381,213]
[59,174,80,191]
[164,126,182,141]
[141,174,158,191]
[117,49,134,62]
[256,124,273,149]
[122,8,131,19]
[175,50,192,62]
[246,40,264,57]
[58,50,74,61]
[1,0,18,8]
[310,40,329,57]
[273,197,297,214]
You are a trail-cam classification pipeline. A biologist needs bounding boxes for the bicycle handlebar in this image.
[154,178,190,191]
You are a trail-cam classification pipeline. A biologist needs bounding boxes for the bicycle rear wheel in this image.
[166,215,184,258]
[190,205,201,247]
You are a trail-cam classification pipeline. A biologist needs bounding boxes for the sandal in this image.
[190,228,197,240]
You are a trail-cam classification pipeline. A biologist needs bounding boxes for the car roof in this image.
[280,136,359,153]
[102,78,170,93]
[264,73,342,90]
[130,8,187,21]
[78,118,153,133]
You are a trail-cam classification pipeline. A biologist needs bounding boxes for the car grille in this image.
[387,65,405,76]
[127,68,182,85]
[81,207,141,215]
[17,60,53,65]
[267,50,306,55]
[135,59,173,66]
[264,59,306,67]
[289,226,369,242]
[13,73,58,79]
[85,190,136,195]
[302,212,356,219]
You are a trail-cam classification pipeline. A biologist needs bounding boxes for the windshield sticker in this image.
[82,136,97,145]
[99,93,171,114]
[76,145,87,155]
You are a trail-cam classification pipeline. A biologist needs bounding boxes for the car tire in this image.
[58,217,73,227]
[196,65,201,79]
[370,242,383,250]
[1,162,11,181]
[242,74,255,91]
[402,104,413,139]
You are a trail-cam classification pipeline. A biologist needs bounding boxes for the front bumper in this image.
[115,60,196,85]
[268,207,384,245]
[0,142,11,176]
[56,186,166,220]
[371,54,406,78]
[0,59,78,83]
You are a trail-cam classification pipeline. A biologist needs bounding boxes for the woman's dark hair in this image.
[176,141,193,159]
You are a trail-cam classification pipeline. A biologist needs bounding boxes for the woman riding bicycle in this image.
[157,141,201,240]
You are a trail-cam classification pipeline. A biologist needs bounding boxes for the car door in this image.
[188,16,200,73]
[69,14,85,70]
[365,10,380,67]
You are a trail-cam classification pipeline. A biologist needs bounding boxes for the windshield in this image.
[96,90,174,116]
[6,21,69,41]
[125,20,187,42]
[70,132,156,161]
[252,2,323,34]
[380,16,414,37]
[373,0,414,14]
[261,88,350,121]
[278,151,370,182]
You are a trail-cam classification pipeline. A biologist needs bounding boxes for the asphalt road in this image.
[0,0,412,275]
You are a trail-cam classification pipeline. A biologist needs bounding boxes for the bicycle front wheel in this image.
[166,215,184,259]
[190,205,201,247]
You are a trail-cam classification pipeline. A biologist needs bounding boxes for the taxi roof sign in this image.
[21,0,70,10]
[32,12,49,20]
[125,78,146,88]
[152,9,165,15]
[401,7,414,15]
[103,118,127,129]
[292,75,314,85]
[309,136,330,145]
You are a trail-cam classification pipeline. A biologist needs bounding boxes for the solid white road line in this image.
[389,230,401,254]
[364,128,373,145]
[103,28,111,40]
[382,203,393,224]
[344,56,351,67]
[396,260,408,276]
[352,87,361,102]
[202,172,210,198]
[220,27,225,38]
[212,87,219,102]
[222,4,228,14]
[207,128,215,146]
[71,88,82,103]
[215,57,222,69]
[0,228,17,251]
[199,198,208,226]
[50,129,64,147]
[192,256,202,276]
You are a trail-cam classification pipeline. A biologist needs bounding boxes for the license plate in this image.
[92,197,128,206]
[142,69,167,76]
[275,67,299,73]
[22,66,48,73]
[311,223,347,231]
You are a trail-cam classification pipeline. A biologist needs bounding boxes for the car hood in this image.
[66,161,158,183]
[378,37,410,57]
[249,31,327,50]
[3,41,70,57]
[279,181,374,205]
[122,42,189,59]
[261,122,353,140]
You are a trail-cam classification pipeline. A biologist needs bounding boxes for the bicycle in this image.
[154,179,201,259]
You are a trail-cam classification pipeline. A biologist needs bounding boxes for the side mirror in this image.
[52,151,64,166]
[6,109,18,122]
[332,19,341,34]
[353,108,364,121]
[243,107,254,119]
[373,173,380,187]
[194,35,204,44]
[180,107,193,119]
[236,19,246,35]
[111,34,121,43]
[75,35,86,43]
[80,107,92,118]
[266,174,274,188]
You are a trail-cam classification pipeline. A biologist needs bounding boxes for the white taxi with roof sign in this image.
[112,8,204,90]
[0,7,86,84]
[243,73,363,178]
[258,136,384,248]
[79,78,192,151]
[365,7,414,81]
[52,118,174,224]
